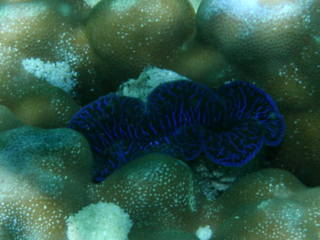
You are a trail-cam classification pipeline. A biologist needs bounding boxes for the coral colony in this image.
[68,80,285,182]
[1,0,320,239]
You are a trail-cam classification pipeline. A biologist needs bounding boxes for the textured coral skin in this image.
[0,126,93,240]
[196,0,318,65]
[68,80,285,182]
[85,0,195,83]
[199,169,320,240]
[87,153,201,234]
[1,129,319,240]
[0,0,319,239]
[0,1,103,126]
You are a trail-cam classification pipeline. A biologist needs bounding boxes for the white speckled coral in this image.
[197,0,318,64]
[0,2,86,127]
[0,0,319,239]
[87,153,203,234]
[67,202,132,240]
[22,58,78,94]
[270,110,320,186]
[199,169,320,240]
[85,0,195,83]
[0,69,80,127]
[0,1,108,112]
[195,0,320,186]
[0,126,93,240]
[1,128,320,240]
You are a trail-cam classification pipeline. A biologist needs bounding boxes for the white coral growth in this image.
[22,58,78,94]
[196,225,214,240]
[67,202,133,240]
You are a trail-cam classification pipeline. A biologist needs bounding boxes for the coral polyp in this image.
[68,80,285,182]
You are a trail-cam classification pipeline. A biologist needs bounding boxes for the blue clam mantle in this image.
[68,80,285,182]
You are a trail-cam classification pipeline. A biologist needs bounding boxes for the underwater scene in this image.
[0,0,320,239]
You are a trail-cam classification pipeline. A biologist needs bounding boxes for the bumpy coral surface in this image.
[197,0,318,65]
[0,1,94,89]
[0,126,93,240]
[67,202,133,240]
[0,105,23,131]
[270,110,320,186]
[68,80,284,182]
[0,123,319,240]
[200,169,320,240]
[0,1,112,113]
[205,6,320,185]
[85,0,195,82]
[0,0,319,238]
[86,153,202,233]
[168,39,227,84]
[0,2,87,127]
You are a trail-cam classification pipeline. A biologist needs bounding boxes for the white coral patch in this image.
[110,0,138,12]
[117,66,189,102]
[67,202,133,240]
[196,225,214,240]
[84,0,103,8]
[21,58,78,94]
[201,0,314,24]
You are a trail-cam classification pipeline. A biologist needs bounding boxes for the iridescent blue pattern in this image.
[218,81,285,146]
[146,80,225,161]
[68,80,285,182]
